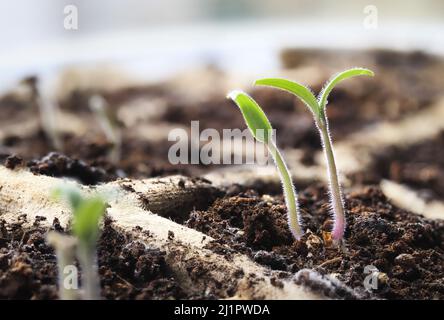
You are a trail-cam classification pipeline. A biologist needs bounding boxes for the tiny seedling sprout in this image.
[227,90,303,240]
[89,94,122,164]
[255,67,374,242]
[53,185,107,300]
[21,77,63,150]
[38,95,63,151]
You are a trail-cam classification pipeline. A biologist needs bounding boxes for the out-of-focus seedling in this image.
[21,77,63,150]
[227,90,304,240]
[52,185,107,300]
[255,68,374,242]
[89,94,122,164]
[46,231,78,300]
[38,96,63,151]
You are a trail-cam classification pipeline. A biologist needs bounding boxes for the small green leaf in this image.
[254,78,319,115]
[53,185,106,247]
[227,90,273,143]
[318,68,374,110]
[52,185,82,210]
[72,197,106,247]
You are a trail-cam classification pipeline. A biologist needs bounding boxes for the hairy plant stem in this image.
[77,244,101,300]
[267,142,303,240]
[316,115,345,241]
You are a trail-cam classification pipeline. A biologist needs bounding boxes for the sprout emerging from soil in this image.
[227,90,304,240]
[53,185,107,300]
[21,77,63,150]
[46,231,78,300]
[38,95,63,151]
[255,68,374,241]
[89,94,122,164]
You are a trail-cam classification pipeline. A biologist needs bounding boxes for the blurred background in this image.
[0,0,443,90]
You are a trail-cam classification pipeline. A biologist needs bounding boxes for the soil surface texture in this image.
[0,216,194,300]
[352,130,444,202]
[186,185,444,299]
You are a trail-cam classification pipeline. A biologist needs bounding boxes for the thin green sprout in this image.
[227,90,303,240]
[255,68,374,241]
[52,185,106,300]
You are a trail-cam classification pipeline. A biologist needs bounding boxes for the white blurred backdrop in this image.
[0,0,443,90]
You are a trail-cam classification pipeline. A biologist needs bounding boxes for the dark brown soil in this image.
[352,130,444,202]
[280,49,444,136]
[59,84,166,114]
[0,216,193,300]
[0,76,39,123]
[1,131,195,183]
[186,185,444,299]
[26,152,111,185]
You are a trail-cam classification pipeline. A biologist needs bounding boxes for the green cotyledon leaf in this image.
[318,67,374,110]
[255,78,320,116]
[227,90,273,143]
[53,185,106,248]
[72,197,106,247]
